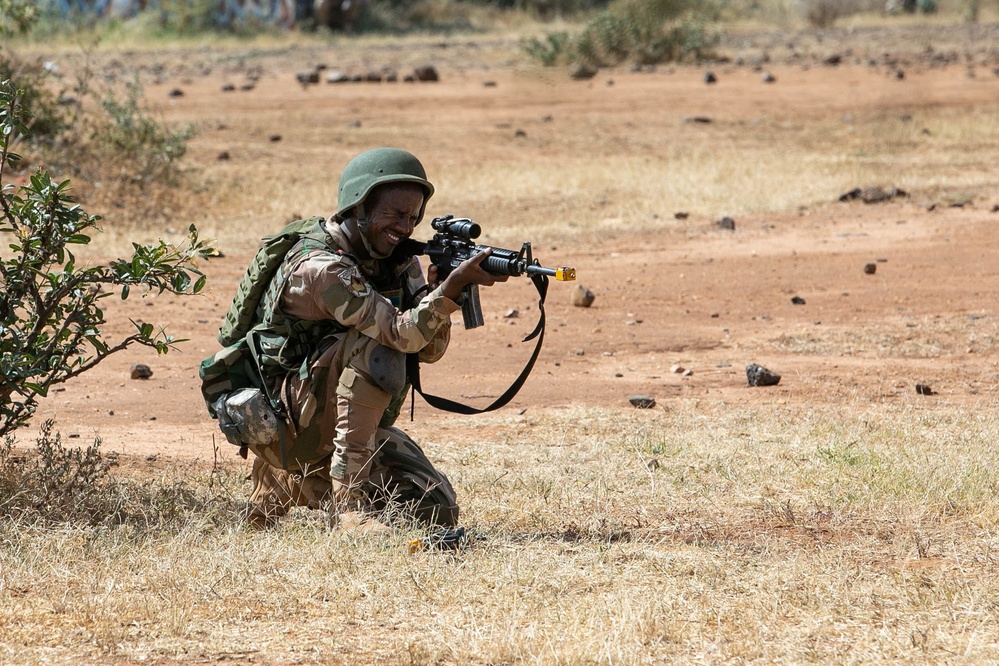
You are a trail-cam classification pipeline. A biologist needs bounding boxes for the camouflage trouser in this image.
[247,425,459,529]
[247,329,457,527]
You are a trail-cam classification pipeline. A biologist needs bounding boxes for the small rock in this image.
[217,151,230,161]
[413,65,439,82]
[326,71,350,84]
[365,71,383,83]
[716,216,736,231]
[296,70,320,85]
[746,364,780,387]
[167,88,184,98]
[221,83,236,92]
[674,211,689,219]
[571,284,595,308]
[515,129,527,138]
[239,83,255,91]
[791,296,806,305]
[670,364,685,374]
[570,63,598,80]
[915,384,934,396]
[894,69,905,80]
[703,71,717,84]
[269,134,282,142]
[504,309,520,319]
[646,459,660,470]
[629,395,657,409]
[824,54,842,66]
[146,454,158,462]
[683,116,712,124]
[483,80,497,87]
[130,364,153,380]
[573,349,585,356]
[863,262,877,275]
[762,71,776,83]
[991,204,999,213]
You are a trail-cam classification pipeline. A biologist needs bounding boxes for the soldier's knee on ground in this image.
[247,457,333,528]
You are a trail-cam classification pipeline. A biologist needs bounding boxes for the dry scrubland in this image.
[4,13,999,666]
[5,405,999,663]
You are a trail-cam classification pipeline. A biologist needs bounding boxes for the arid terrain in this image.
[27,23,999,464]
[6,20,999,664]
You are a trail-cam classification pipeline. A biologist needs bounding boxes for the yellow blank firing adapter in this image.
[554,267,576,281]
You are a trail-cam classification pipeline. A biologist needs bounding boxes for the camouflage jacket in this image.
[274,220,456,363]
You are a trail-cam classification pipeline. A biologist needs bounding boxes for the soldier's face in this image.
[365,184,424,257]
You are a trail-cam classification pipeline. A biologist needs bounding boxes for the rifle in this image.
[401,214,576,415]
[406,214,576,329]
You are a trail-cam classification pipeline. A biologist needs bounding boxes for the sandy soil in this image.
[23,28,999,468]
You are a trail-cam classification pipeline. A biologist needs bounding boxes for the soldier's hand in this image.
[440,249,509,302]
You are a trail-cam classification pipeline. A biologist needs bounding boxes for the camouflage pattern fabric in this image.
[244,219,459,526]
[247,425,459,529]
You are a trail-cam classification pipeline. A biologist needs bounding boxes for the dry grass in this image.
[2,402,999,663]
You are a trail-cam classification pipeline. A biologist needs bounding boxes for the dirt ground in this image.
[25,25,999,469]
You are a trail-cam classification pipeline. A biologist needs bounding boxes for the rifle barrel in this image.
[526,264,576,281]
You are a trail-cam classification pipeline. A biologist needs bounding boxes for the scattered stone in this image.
[570,63,598,80]
[681,369,693,377]
[483,80,497,87]
[413,65,439,82]
[515,129,527,138]
[838,186,908,203]
[365,70,383,83]
[571,284,595,308]
[991,204,999,213]
[384,68,398,82]
[894,68,906,80]
[296,70,320,85]
[674,211,689,219]
[762,71,776,83]
[947,197,972,208]
[629,395,657,409]
[746,364,781,387]
[146,454,158,462]
[703,71,717,84]
[130,364,153,380]
[573,349,585,356]
[683,116,712,124]
[915,383,934,395]
[348,119,362,128]
[269,134,282,142]
[167,88,184,98]
[326,70,350,84]
[716,216,736,230]
[646,459,660,471]
[217,151,230,161]
[221,83,236,92]
[863,262,877,275]
[504,309,520,319]
[824,54,843,66]
[670,364,685,374]
[239,83,256,91]
[403,74,415,83]
[791,296,806,305]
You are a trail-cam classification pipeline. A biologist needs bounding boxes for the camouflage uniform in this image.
[247,219,460,528]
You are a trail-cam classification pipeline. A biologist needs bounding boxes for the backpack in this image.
[199,217,332,460]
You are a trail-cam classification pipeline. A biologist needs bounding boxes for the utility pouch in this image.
[212,388,282,448]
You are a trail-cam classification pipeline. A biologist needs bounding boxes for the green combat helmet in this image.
[336,148,435,257]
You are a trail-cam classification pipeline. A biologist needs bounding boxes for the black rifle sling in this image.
[407,273,550,415]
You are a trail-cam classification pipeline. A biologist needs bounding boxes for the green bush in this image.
[0,79,215,439]
[525,0,716,67]
[95,77,194,185]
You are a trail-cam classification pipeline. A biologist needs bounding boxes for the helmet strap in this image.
[354,202,390,260]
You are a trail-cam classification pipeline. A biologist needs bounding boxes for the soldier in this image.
[242,148,506,531]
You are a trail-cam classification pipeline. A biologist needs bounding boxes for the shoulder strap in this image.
[406,274,549,415]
